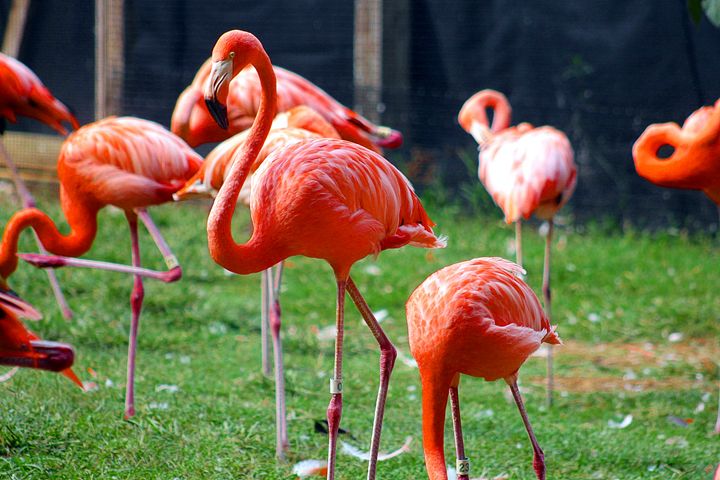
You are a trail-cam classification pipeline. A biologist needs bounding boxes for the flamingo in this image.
[171,57,402,152]
[633,99,720,433]
[0,52,81,319]
[174,105,342,454]
[203,30,445,479]
[0,116,202,418]
[458,89,576,407]
[0,290,82,388]
[406,257,561,480]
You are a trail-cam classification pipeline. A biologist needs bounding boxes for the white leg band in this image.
[330,377,343,394]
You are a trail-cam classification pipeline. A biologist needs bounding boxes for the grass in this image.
[0,186,718,479]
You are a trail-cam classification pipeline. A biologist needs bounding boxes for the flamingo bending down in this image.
[174,105,341,456]
[458,89,576,407]
[406,257,561,480]
[633,99,720,433]
[171,57,402,152]
[0,52,82,319]
[203,30,445,479]
[0,116,202,418]
[0,291,82,387]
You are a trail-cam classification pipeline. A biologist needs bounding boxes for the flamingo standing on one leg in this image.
[458,89,576,407]
[0,52,81,319]
[0,291,82,387]
[0,116,202,418]
[174,105,342,458]
[406,257,561,480]
[171,57,402,152]
[203,30,445,479]
[633,99,720,433]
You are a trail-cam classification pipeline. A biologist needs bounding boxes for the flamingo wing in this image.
[480,127,575,222]
[59,117,202,209]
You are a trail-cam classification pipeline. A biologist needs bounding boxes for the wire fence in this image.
[1,0,719,230]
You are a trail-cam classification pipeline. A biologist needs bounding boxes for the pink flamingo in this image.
[171,58,402,152]
[174,105,342,454]
[0,117,202,418]
[633,99,720,433]
[0,52,81,319]
[203,30,445,478]
[458,89,576,407]
[406,257,560,480]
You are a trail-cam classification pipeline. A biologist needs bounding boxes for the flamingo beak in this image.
[204,59,233,130]
[28,340,75,372]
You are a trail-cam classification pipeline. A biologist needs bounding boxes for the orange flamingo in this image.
[406,257,560,480]
[171,57,402,152]
[0,52,81,319]
[458,89,576,407]
[0,116,202,418]
[633,99,720,433]
[0,290,82,387]
[203,30,445,478]
[175,105,341,455]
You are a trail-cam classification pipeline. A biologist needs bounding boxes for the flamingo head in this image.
[458,89,512,135]
[205,30,265,130]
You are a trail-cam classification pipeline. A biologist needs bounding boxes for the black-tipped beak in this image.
[205,98,228,130]
[29,340,75,372]
[204,59,233,130]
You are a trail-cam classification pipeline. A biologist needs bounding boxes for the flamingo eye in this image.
[229,52,235,59]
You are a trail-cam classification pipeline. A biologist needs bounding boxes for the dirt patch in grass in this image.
[527,340,718,393]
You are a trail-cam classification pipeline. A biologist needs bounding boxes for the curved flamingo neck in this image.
[0,191,99,279]
[207,42,283,275]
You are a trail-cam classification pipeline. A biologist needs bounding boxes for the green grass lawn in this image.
[0,187,718,479]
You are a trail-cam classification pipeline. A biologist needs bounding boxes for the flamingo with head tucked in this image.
[203,30,445,478]
[406,257,560,480]
[0,52,82,319]
[458,89,576,407]
[171,57,402,152]
[633,99,720,433]
[174,105,342,454]
[0,116,202,418]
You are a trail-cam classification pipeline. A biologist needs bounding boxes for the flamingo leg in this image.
[267,264,288,458]
[260,268,271,376]
[543,219,554,408]
[715,387,720,434]
[506,376,546,480]
[326,279,346,480]
[124,211,145,419]
[0,140,73,319]
[449,385,470,480]
[346,277,397,480]
[19,209,182,283]
[272,261,288,449]
[515,219,523,271]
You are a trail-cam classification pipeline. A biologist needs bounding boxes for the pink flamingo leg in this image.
[260,268,271,377]
[0,140,73,319]
[267,264,288,458]
[715,390,720,434]
[19,253,181,282]
[18,208,182,283]
[124,211,144,419]
[543,219,554,408]
[515,219,523,271]
[136,209,180,270]
[326,279,346,480]
[449,386,469,480]
[506,376,546,480]
[346,277,397,480]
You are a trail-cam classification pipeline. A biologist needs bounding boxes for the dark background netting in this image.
[1,0,719,229]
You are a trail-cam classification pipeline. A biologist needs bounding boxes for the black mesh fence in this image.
[1,0,719,229]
